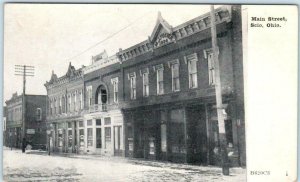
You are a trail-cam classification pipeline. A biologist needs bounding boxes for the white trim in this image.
[153,64,164,72]
[168,59,180,68]
[139,67,149,76]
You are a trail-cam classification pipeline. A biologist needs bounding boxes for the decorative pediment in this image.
[49,70,58,83]
[66,62,76,77]
[149,12,174,48]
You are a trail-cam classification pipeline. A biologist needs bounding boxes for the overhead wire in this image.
[66,10,155,62]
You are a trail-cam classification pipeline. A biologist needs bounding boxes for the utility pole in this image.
[15,65,34,141]
[210,5,230,175]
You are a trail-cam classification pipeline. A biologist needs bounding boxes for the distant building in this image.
[5,92,47,149]
[3,106,7,146]
[44,63,85,153]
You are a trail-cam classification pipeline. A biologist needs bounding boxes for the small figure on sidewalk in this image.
[22,138,26,153]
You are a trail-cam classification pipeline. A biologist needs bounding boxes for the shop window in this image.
[96,128,102,148]
[225,120,234,145]
[58,129,63,147]
[87,128,93,147]
[105,127,111,149]
[96,119,101,126]
[36,108,42,121]
[68,130,72,147]
[79,129,84,148]
[127,124,133,152]
[160,111,167,152]
[170,109,186,154]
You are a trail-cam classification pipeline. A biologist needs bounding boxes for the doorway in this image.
[114,126,122,156]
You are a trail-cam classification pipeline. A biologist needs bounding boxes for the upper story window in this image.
[74,91,77,112]
[204,49,215,86]
[169,59,180,92]
[68,95,71,112]
[36,108,42,121]
[111,77,119,103]
[62,96,66,114]
[54,99,57,114]
[154,64,164,95]
[185,53,198,89]
[86,86,93,107]
[59,97,62,114]
[95,85,107,105]
[128,72,136,100]
[140,68,149,97]
[79,90,83,110]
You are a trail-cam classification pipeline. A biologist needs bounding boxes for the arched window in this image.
[95,85,107,105]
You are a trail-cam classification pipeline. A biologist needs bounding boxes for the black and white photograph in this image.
[2,4,297,182]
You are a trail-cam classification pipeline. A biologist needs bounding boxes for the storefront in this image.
[50,118,83,153]
[124,99,240,166]
[83,110,124,156]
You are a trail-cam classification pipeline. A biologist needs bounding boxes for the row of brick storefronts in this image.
[44,5,246,166]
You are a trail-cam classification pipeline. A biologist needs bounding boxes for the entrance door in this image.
[186,106,208,165]
[96,128,102,149]
[114,126,122,156]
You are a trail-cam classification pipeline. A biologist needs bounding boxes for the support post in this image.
[210,5,230,175]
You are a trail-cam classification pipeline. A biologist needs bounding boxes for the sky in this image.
[4,4,221,103]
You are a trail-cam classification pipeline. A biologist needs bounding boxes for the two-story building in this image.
[5,92,47,149]
[116,5,245,166]
[44,63,85,153]
[82,51,124,156]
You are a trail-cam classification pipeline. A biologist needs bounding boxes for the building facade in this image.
[44,63,85,153]
[116,5,245,166]
[82,52,124,156]
[5,93,47,149]
[43,5,245,167]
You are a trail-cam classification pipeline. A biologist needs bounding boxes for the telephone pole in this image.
[15,65,34,141]
[210,5,230,175]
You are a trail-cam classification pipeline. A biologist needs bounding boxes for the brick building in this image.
[5,92,47,149]
[116,5,245,166]
[44,63,85,153]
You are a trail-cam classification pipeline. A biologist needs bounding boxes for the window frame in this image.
[154,64,164,95]
[169,59,180,92]
[128,72,136,100]
[184,53,199,89]
[140,68,149,97]
[204,48,216,86]
[111,77,119,103]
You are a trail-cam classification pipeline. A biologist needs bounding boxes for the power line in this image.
[66,10,154,62]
